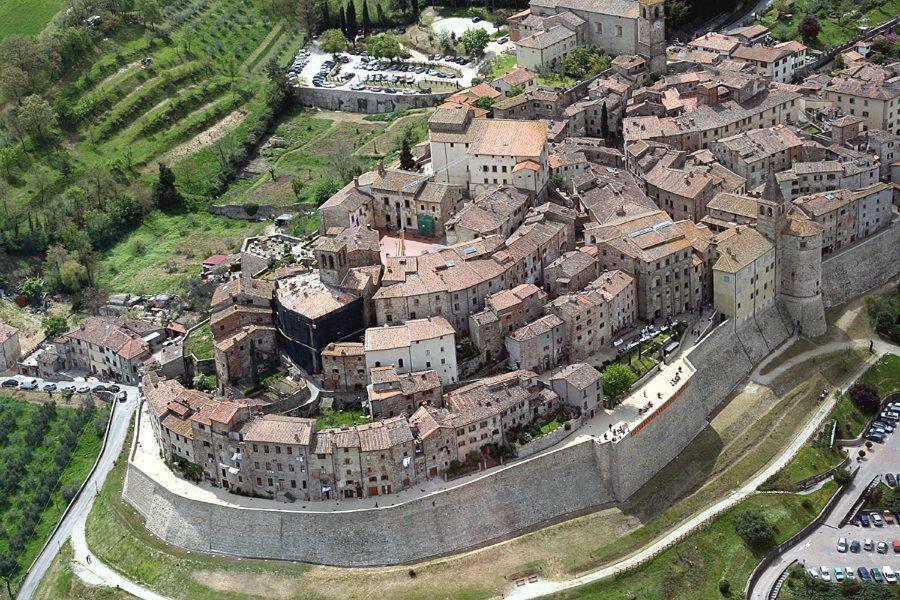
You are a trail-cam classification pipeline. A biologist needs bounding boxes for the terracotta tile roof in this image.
[509,313,563,341]
[446,370,540,427]
[713,225,773,273]
[517,25,576,50]
[321,342,364,357]
[0,323,19,343]
[707,192,760,219]
[586,269,634,301]
[64,317,150,361]
[550,362,601,389]
[496,67,536,86]
[211,277,274,309]
[409,405,454,440]
[241,415,315,445]
[469,119,546,158]
[364,317,454,352]
[275,271,359,320]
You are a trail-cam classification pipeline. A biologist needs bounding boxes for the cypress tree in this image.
[361,0,370,35]
[345,1,357,40]
[600,101,609,140]
[322,0,331,29]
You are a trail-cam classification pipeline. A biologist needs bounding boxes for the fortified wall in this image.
[820,220,900,308]
[123,307,792,566]
[296,87,452,114]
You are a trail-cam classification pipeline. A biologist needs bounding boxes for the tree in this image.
[600,101,609,140]
[399,134,415,170]
[0,145,23,180]
[61,481,80,503]
[460,28,490,58]
[135,0,163,29]
[0,66,30,105]
[59,259,89,293]
[366,33,403,59]
[886,488,900,513]
[773,0,790,17]
[361,0,371,35]
[321,0,331,28]
[320,28,348,54]
[411,0,419,22]
[848,383,880,414]
[834,0,855,26]
[345,0,357,41]
[833,468,852,486]
[41,314,69,339]
[20,277,45,301]
[506,84,524,98]
[0,552,16,599]
[602,363,636,398]
[667,0,690,29]
[296,0,321,38]
[153,163,181,209]
[473,96,494,112]
[563,45,611,79]
[798,14,821,43]
[16,94,59,146]
[733,508,775,549]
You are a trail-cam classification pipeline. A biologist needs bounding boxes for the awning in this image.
[228,467,240,475]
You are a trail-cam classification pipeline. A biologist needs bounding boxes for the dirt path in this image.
[94,60,141,90]
[159,108,247,163]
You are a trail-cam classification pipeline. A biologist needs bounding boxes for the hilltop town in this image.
[1,0,899,598]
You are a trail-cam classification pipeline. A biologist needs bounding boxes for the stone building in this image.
[509,0,666,74]
[544,249,600,297]
[469,283,548,363]
[711,125,805,189]
[366,366,442,419]
[444,185,531,244]
[320,342,367,392]
[240,415,315,499]
[505,313,566,372]
[364,317,458,386]
[0,324,21,373]
[313,226,381,287]
[586,269,638,335]
[549,362,603,413]
[51,317,155,384]
[826,71,900,134]
[711,225,776,326]
[792,183,894,254]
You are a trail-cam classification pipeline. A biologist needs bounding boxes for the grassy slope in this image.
[553,484,837,600]
[759,0,900,48]
[94,209,265,295]
[860,353,900,398]
[0,0,63,39]
[34,540,132,600]
[0,397,105,597]
[184,320,215,361]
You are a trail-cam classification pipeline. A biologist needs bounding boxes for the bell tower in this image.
[637,0,666,75]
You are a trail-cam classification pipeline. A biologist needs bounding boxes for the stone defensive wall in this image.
[122,306,794,566]
[821,220,900,308]
[295,87,452,114]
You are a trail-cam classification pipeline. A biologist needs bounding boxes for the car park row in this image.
[0,376,127,401]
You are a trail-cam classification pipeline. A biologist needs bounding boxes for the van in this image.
[883,566,897,583]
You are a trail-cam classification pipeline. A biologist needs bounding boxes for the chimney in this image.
[377,160,385,178]
[353,175,359,187]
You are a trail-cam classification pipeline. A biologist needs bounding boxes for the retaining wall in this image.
[295,87,451,114]
[124,438,616,566]
[517,416,582,459]
[821,221,900,308]
[208,202,316,221]
[123,306,794,566]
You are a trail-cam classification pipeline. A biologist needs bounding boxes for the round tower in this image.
[778,215,826,337]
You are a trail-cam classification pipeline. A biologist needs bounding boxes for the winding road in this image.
[12,376,144,600]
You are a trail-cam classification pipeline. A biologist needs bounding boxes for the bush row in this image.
[136,76,231,138]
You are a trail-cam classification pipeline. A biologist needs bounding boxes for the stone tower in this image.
[637,0,666,75]
[778,215,827,336]
[756,164,826,336]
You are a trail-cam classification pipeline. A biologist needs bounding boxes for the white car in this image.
[872,513,885,527]
[865,538,874,551]
[820,566,831,581]
[845,568,855,579]
[19,378,38,390]
[807,568,819,579]
[75,385,91,393]
[884,566,897,583]
[837,537,848,552]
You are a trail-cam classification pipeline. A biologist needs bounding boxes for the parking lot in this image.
[752,400,900,597]
[288,45,478,93]
[0,374,127,400]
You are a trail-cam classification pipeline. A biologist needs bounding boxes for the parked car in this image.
[117,391,127,403]
[1,379,18,388]
[845,567,855,580]
[867,432,886,443]
[858,567,871,581]
[872,567,884,582]
[885,510,896,524]
[807,568,819,579]
[873,513,885,527]
[41,382,56,391]
[819,566,831,581]
[19,378,38,390]
[498,36,508,43]
[838,537,848,552]
[850,539,861,553]
[834,567,844,581]
[861,513,871,527]
[875,420,895,433]
[878,540,889,553]
[893,540,900,553]
[884,566,897,583]
[108,385,120,393]
[75,385,90,393]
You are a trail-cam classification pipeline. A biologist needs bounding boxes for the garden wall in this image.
[208,202,316,221]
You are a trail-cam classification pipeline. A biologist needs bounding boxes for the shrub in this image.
[733,508,776,549]
[848,383,880,414]
[718,578,730,595]
[243,203,259,217]
[833,468,852,486]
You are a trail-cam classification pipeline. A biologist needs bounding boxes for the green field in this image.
[0,396,106,598]
[553,484,837,600]
[184,320,215,361]
[860,353,900,398]
[94,209,265,295]
[0,0,63,39]
[759,0,900,48]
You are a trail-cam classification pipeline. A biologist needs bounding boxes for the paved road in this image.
[750,418,900,598]
[507,344,889,599]
[13,376,140,600]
